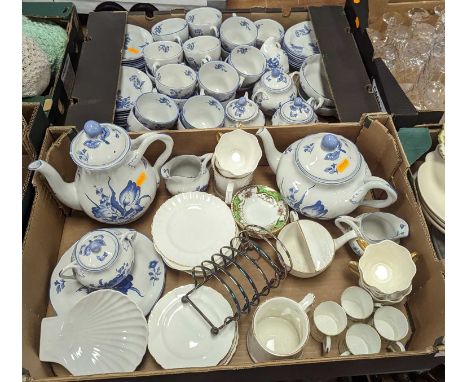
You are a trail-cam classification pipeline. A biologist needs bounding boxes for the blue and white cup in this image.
[143,41,184,74]
[198,61,240,102]
[227,45,267,88]
[186,7,222,37]
[220,15,257,52]
[183,36,221,70]
[178,95,225,130]
[134,92,179,130]
[151,18,189,45]
[154,64,197,99]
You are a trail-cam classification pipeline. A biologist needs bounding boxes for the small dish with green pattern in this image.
[231,185,289,236]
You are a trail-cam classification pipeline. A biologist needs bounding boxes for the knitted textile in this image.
[22,35,51,97]
[22,15,67,73]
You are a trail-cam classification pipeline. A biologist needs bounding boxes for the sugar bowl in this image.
[59,229,137,289]
[272,97,321,126]
[224,93,265,128]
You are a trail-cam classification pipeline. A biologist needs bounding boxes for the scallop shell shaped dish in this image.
[40,290,148,376]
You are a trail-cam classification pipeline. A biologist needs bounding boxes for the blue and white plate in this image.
[283,21,320,68]
[115,66,153,113]
[122,24,153,62]
[50,230,165,316]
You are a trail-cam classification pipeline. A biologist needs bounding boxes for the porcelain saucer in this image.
[148,284,236,368]
[50,229,165,316]
[231,185,289,235]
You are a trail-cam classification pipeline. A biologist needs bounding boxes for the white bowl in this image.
[151,18,189,44]
[155,64,197,99]
[183,35,221,70]
[134,92,178,129]
[143,41,184,74]
[220,16,257,51]
[228,45,266,87]
[186,7,222,37]
[181,95,225,129]
[214,129,262,177]
[254,19,285,47]
[127,107,150,132]
[198,61,240,101]
[299,54,334,107]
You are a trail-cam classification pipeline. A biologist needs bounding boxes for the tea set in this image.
[115,10,336,130]
[33,8,419,378]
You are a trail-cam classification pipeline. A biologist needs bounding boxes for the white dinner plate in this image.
[50,230,165,316]
[283,21,319,58]
[148,284,236,369]
[416,156,445,221]
[152,192,237,268]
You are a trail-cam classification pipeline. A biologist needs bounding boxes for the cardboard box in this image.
[22,2,83,125]
[65,6,380,129]
[22,103,49,236]
[345,0,444,129]
[23,114,444,381]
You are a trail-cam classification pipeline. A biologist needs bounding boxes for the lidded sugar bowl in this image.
[252,68,298,115]
[271,97,323,126]
[28,120,174,224]
[224,93,265,128]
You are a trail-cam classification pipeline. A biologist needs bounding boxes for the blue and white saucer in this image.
[50,229,165,316]
[115,66,153,113]
[283,21,320,68]
[122,24,152,63]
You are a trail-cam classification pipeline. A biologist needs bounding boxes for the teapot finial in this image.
[84,120,103,138]
[293,97,303,107]
[237,97,247,106]
[321,134,339,151]
[271,68,281,78]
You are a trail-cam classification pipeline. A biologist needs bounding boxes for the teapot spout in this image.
[256,127,281,174]
[28,160,82,210]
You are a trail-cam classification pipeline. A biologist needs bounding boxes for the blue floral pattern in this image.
[184,69,195,80]
[154,25,162,35]
[196,184,208,192]
[295,24,311,38]
[232,101,246,117]
[289,102,311,118]
[324,141,346,161]
[77,149,89,163]
[214,63,227,72]
[285,184,328,217]
[324,163,338,174]
[208,99,222,111]
[116,91,131,110]
[55,279,66,294]
[303,143,314,153]
[185,42,195,51]
[83,126,110,149]
[148,260,162,286]
[240,20,251,30]
[284,144,294,154]
[266,57,280,70]
[238,47,249,54]
[159,97,172,107]
[129,75,146,90]
[159,44,170,53]
[78,234,106,259]
[187,15,195,23]
[85,178,151,223]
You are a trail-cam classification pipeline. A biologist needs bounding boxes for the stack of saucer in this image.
[416,149,445,234]
[282,21,320,69]
[114,66,152,129]
[148,285,239,368]
[151,192,237,271]
[121,24,153,71]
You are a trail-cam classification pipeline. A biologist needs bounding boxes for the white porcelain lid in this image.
[74,229,120,271]
[261,68,291,92]
[294,132,362,184]
[226,96,258,122]
[70,121,131,170]
[279,97,315,124]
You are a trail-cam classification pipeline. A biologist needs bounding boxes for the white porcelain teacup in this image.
[372,306,409,352]
[179,95,225,130]
[127,107,150,132]
[183,36,221,70]
[311,301,348,354]
[227,45,266,88]
[339,324,381,356]
[340,286,375,322]
[154,64,197,99]
[198,61,240,102]
[213,162,253,204]
[143,41,184,74]
[134,92,179,130]
[151,18,189,45]
[220,15,257,52]
[186,7,222,37]
[247,294,315,362]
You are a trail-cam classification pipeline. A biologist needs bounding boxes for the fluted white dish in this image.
[49,229,165,316]
[148,284,236,369]
[40,290,148,376]
[151,192,237,268]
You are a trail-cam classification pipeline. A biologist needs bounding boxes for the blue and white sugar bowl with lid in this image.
[224,93,265,128]
[272,97,322,126]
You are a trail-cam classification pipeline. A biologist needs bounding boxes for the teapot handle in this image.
[199,153,213,173]
[58,261,80,280]
[351,176,398,209]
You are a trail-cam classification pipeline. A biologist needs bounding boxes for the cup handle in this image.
[210,26,219,38]
[351,176,398,209]
[323,336,332,354]
[335,215,361,236]
[298,293,315,312]
[252,90,268,102]
[340,351,351,356]
[201,55,212,66]
[289,71,300,84]
[199,153,213,172]
[238,75,246,89]
[199,88,205,96]
[348,260,360,276]
[174,36,182,45]
[307,97,325,111]
[374,302,383,308]
[387,341,406,352]
[119,230,136,247]
[225,182,234,204]
[58,261,80,280]
[289,210,299,222]
[151,63,161,77]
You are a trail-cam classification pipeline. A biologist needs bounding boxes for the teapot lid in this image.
[280,97,315,124]
[294,133,362,184]
[70,121,131,170]
[226,95,258,122]
[74,229,120,271]
[261,68,291,92]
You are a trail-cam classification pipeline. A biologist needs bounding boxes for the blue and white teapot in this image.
[256,128,398,219]
[28,120,174,224]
